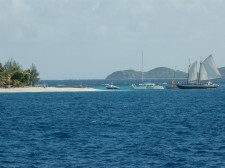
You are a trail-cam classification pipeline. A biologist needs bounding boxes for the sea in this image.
[1,79,225,167]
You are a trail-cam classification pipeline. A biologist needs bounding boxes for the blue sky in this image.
[0,0,225,79]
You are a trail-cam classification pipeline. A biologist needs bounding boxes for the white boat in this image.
[177,55,221,89]
[105,84,119,89]
[131,52,164,90]
[131,83,164,89]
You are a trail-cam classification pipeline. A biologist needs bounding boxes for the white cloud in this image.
[0,0,37,41]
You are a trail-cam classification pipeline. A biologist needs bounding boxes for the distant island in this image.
[0,59,40,87]
[106,67,225,80]
[219,67,225,77]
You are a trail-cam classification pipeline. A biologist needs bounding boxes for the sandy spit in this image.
[0,87,101,93]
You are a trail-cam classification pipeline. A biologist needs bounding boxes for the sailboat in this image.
[177,55,221,89]
[131,53,164,90]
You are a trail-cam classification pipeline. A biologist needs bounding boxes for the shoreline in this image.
[0,87,100,93]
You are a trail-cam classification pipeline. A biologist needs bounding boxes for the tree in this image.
[11,71,30,87]
[22,72,30,85]
[0,63,3,72]
[4,59,21,72]
[2,59,22,86]
[0,63,5,87]
[28,63,40,86]
[11,71,24,81]
[0,60,38,87]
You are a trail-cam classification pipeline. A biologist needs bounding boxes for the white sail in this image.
[188,61,198,83]
[199,55,221,81]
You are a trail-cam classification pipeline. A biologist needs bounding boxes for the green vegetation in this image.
[0,59,40,87]
[144,67,188,79]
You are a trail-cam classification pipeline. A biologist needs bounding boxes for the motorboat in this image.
[105,84,119,89]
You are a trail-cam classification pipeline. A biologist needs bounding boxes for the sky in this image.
[0,0,225,79]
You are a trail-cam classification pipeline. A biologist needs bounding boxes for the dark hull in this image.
[177,84,219,89]
[106,87,119,89]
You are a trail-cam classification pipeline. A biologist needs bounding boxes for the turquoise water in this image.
[1,80,225,167]
[39,79,225,90]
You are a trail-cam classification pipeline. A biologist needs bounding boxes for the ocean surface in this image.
[1,79,225,167]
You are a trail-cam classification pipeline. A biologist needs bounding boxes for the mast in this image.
[198,63,202,85]
[142,52,144,83]
[198,57,202,85]
[187,58,190,84]
[173,66,176,80]
[172,66,176,84]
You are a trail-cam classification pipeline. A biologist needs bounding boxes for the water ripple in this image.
[0,90,225,167]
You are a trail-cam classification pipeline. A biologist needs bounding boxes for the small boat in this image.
[177,55,221,89]
[131,83,164,90]
[105,84,119,89]
[165,80,178,89]
[165,67,178,89]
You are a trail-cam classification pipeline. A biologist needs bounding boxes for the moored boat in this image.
[165,67,178,89]
[131,83,164,90]
[131,52,164,90]
[165,81,178,89]
[176,83,219,89]
[177,55,221,89]
[105,84,119,89]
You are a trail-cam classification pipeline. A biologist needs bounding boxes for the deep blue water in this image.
[1,82,225,167]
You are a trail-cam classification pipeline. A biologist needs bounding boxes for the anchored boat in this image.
[177,55,221,89]
[131,83,164,90]
[105,84,119,89]
[131,52,164,90]
[165,68,178,89]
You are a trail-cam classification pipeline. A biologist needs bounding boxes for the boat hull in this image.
[105,84,119,89]
[131,84,164,90]
[177,84,219,89]
[106,87,119,89]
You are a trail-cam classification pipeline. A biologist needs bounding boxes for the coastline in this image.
[0,87,100,93]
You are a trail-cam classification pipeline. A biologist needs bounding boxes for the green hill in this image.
[106,67,187,80]
[106,66,225,80]
[106,70,142,80]
[144,67,187,79]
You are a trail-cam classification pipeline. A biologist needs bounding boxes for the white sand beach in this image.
[0,87,100,93]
